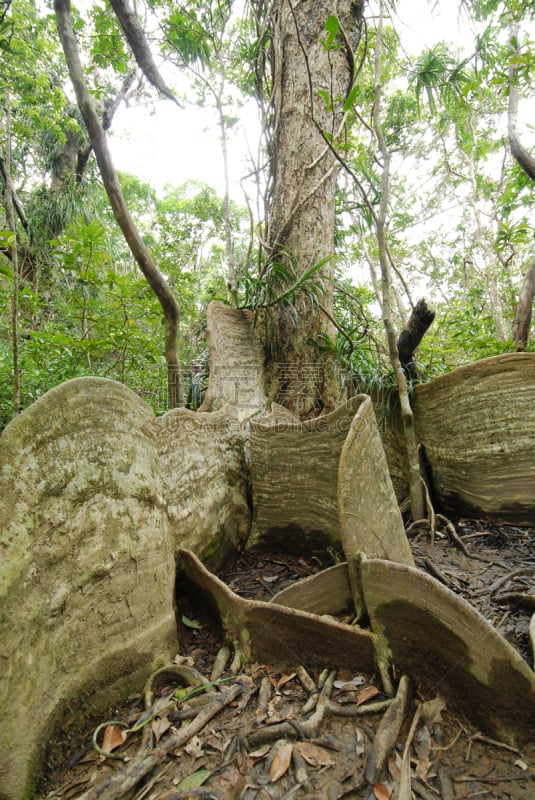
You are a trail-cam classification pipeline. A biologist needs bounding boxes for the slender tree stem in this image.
[2,92,20,417]
[54,0,184,407]
[372,1,424,521]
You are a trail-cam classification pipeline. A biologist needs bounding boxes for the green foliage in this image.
[89,3,130,73]
[164,7,211,68]
[410,44,472,114]
[237,252,330,326]
[4,0,535,434]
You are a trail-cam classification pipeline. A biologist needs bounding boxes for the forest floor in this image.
[38,522,535,800]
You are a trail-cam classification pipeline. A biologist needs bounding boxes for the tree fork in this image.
[54,0,184,407]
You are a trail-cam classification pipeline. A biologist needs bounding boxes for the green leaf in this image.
[181,614,203,630]
[343,84,360,111]
[317,89,332,111]
[324,15,339,50]
[0,258,14,278]
[176,769,211,790]
[0,230,16,248]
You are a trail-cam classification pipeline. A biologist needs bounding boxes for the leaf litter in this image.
[38,529,535,799]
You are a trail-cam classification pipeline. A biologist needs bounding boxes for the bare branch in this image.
[108,0,181,106]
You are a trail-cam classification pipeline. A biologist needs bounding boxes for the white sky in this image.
[107,0,478,198]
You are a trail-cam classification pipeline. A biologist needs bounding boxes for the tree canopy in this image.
[1,0,535,429]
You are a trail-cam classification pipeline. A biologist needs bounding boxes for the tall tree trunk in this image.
[508,22,535,183]
[512,256,535,350]
[54,0,184,408]
[2,92,20,417]
[264,0,364,417]
[372,0,424,522]
[508,22,535,348]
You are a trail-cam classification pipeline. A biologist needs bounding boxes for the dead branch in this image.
[396,298,435,379]
[365,674,411,783]
[79,684,242,800]
[492,592,535,611]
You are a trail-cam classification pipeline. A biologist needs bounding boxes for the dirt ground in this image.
[38,521,535,800]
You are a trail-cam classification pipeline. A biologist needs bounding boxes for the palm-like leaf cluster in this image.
[238,251,331,328]
[411,43,471,114]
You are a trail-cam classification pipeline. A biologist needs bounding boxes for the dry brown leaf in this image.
[295,741,335,768]
[373,781,391,800]
[101,724,127,754]
[414,722,431,758]
[420,695,446,727]
[185,734,204,759]
[334,675,366,691]
[248,744,271,761]
[355,727,366,757]
[269,742,293,782]
[276,672,297,690]
[357,685,381,705]
[151,716,171,743]
[387,753,401,781]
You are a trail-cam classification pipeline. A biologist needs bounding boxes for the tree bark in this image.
[512,256,535,350]
[397,298,435,379]
[108,0,179,105]
[0,154,27,229]
[264,0,364,417]
[508,23,535,182]
[508,23,535,349]
[54,0,184,407]
[2,93,20,417]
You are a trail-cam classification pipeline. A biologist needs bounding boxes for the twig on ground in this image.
[79,684,243,800]
[211,646,231,681]
[492,591,535,611]
[487,567,535,599]
[365,674,411,783]
[437,765,455,800]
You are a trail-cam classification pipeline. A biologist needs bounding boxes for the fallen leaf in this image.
[151,716,171,742]
[180,614,203,630]
[174,653,194,666]
[276,672,297,690]
[414,722,430,756]
[388,753,400,780]
[420,695,446,727]
[176,768,211,790]
[295,741,335,767]
[357,685,380,705]
[334,675,366,690]
[185,734,204,759]
[101,724,127,754]
[248,744,271,761]
[355,727,366,757]
[270,742,293,781]
[373,781,391,800]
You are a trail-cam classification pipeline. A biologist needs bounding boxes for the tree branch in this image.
[54,0,183,407]
[0,154,27,229]
[397,298,435,377]
[108,0,181,106]
[508,22,535,182]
